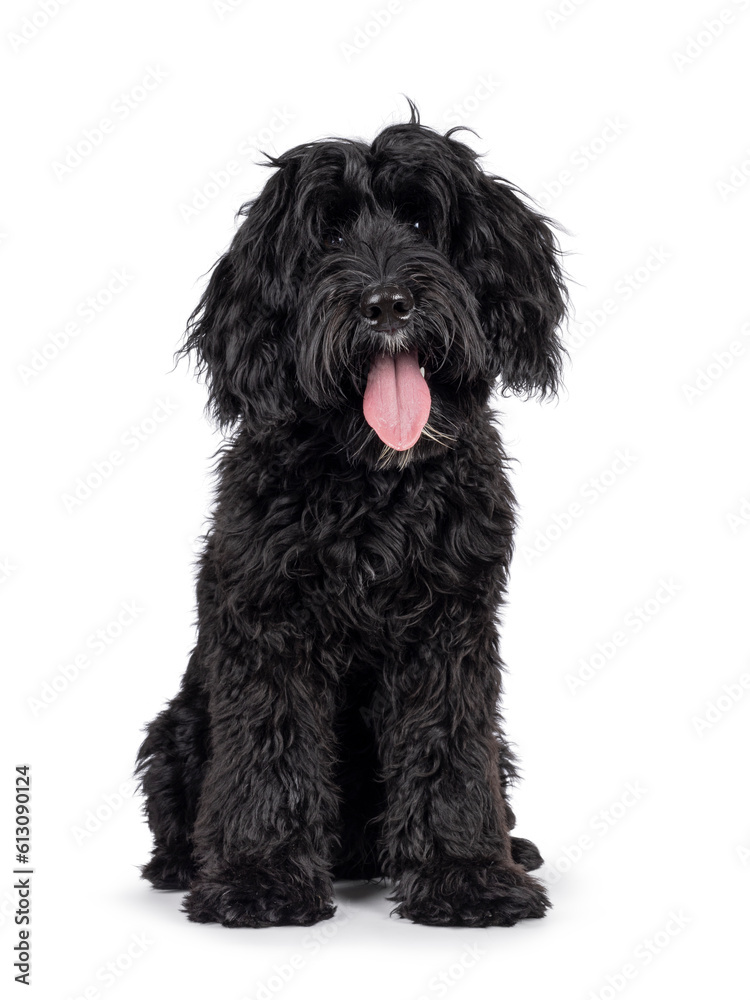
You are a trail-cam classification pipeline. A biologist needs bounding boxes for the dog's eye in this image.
[411,218,430,238]
[323,232,345,248]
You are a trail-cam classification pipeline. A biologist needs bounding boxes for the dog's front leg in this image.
[182,620,339,927]
[377,605,550,927]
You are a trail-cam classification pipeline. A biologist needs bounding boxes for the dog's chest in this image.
[294,461,510,601]
[222,451,513,629]
[291,471,428,587]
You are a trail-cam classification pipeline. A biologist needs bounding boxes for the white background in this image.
[4,0,749,997]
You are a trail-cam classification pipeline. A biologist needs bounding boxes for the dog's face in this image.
[183,119,566,469]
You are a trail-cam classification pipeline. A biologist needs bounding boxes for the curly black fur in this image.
[136,106,566,928]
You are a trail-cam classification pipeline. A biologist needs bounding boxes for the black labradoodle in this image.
[136,108,567,928]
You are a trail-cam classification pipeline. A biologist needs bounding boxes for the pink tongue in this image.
[363,348,431,451]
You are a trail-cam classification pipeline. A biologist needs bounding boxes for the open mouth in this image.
[362,347,432,451]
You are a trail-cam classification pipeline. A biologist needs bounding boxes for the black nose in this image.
[360,283,414,331]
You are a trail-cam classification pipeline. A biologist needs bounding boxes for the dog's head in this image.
[182,110,567,468]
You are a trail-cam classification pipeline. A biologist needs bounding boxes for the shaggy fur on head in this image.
[136,104,567,928]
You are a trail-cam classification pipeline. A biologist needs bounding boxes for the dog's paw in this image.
[183,862,335,928]
[391,858,550,927]
[510,836,544,872]
[141,849,196,891]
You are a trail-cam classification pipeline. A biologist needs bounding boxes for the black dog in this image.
[136,108,567,928]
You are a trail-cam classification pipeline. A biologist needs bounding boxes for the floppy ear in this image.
[457,172,567,396]
[179,160,300,436]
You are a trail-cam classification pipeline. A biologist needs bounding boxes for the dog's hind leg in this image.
[496,740,545,872]
[510,836,544,871]
[135,649,209,890]
[505,794,545,872]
